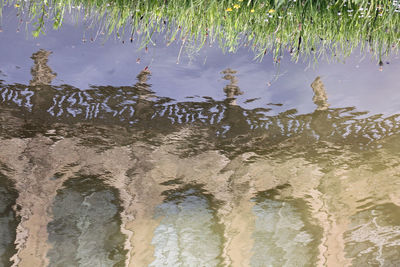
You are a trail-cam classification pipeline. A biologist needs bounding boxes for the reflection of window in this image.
[0,173,19,266]
[251,195,321,266]
[151,186,222,266]
[47,176,126,266]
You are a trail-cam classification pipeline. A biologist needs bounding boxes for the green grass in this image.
[2,0,400,62]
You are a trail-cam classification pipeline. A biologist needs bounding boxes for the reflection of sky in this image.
[1,7,400,116]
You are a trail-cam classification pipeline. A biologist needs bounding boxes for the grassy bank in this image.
[2,0,400,61]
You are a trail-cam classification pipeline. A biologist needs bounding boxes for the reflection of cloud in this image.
[70,65,105,86]
[319,56,400,116]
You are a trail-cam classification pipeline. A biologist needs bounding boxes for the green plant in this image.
[4,0,400,62]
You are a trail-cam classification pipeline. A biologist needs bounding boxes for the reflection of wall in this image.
[0,113,400,266]
[0,132,135,267]
[1,59,400,153]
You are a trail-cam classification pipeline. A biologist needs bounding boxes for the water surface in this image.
[1,5,400,267]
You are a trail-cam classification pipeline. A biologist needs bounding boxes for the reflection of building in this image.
[2,106,400,267]
[1,53,400,266]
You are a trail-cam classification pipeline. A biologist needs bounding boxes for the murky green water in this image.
[1,4,400,267]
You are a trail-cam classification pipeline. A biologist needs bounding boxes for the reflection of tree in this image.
[29,50,56,86]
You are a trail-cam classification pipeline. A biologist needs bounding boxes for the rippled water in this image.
[1,6,400,267]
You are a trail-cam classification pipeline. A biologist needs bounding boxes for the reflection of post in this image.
[132,68,156,123]
[135,68,153,99]
[309,77,334,139]
[311,77,329,111]
[29,50,58,120]
[222,68,243,106]
[29,50,56,86]
[218,68,250,137]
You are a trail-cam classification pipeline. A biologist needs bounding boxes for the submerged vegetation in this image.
[1,0,400,61]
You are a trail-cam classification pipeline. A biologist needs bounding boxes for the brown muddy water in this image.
[1,7,400,267]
